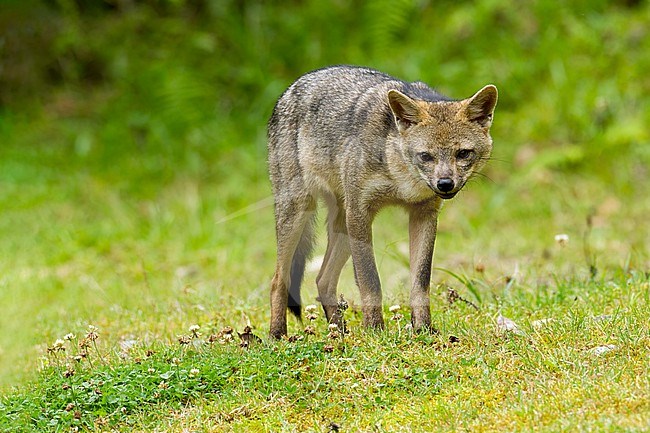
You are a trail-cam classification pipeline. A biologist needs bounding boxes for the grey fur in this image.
[268,66,497,338]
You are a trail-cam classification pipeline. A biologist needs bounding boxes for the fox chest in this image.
[367,174,437,205]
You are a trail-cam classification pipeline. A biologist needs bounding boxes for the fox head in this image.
[387,85,498,199]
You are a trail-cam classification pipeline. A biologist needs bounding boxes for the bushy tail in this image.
[288,216,315,319]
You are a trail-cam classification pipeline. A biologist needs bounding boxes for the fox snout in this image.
[436,178,454,193]
[428,176,461,199]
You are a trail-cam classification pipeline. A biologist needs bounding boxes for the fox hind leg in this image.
[269,193,316,339]
[316,194,350,324]
[288,213,316,318]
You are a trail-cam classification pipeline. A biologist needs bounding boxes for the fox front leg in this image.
[408,202,440,332]
[345,205,385,330]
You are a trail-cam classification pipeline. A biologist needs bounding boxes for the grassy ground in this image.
[1,270,649,431]
[1,1,650,431]
[1,123,649,431]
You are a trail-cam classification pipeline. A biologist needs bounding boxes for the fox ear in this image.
[464,85,498,128]
[388,90,423,133]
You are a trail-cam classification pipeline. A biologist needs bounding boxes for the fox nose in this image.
[436,178,455,192]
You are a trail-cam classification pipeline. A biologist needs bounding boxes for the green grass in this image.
[1,0,650,431]
[1,136,648,430]
[2,273,648,431]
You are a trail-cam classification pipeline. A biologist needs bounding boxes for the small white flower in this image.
[189,368,200,377]
[496,314,526,336]
[555,234,569,247]
[85,325,99,341]
[531,318,554,329]
[305,305,318,313]
[328,323,339,331]
[590,345,617,356]
[189,324,201,333]
[63,333,76,341]
[53,339,65,350]
[389,305,401,313]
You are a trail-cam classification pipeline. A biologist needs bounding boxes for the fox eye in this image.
[417,152,434,163]
[456,149,474,160]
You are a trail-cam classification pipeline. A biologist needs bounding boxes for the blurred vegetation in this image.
[0,0,649,388]
[1,0,649,183]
